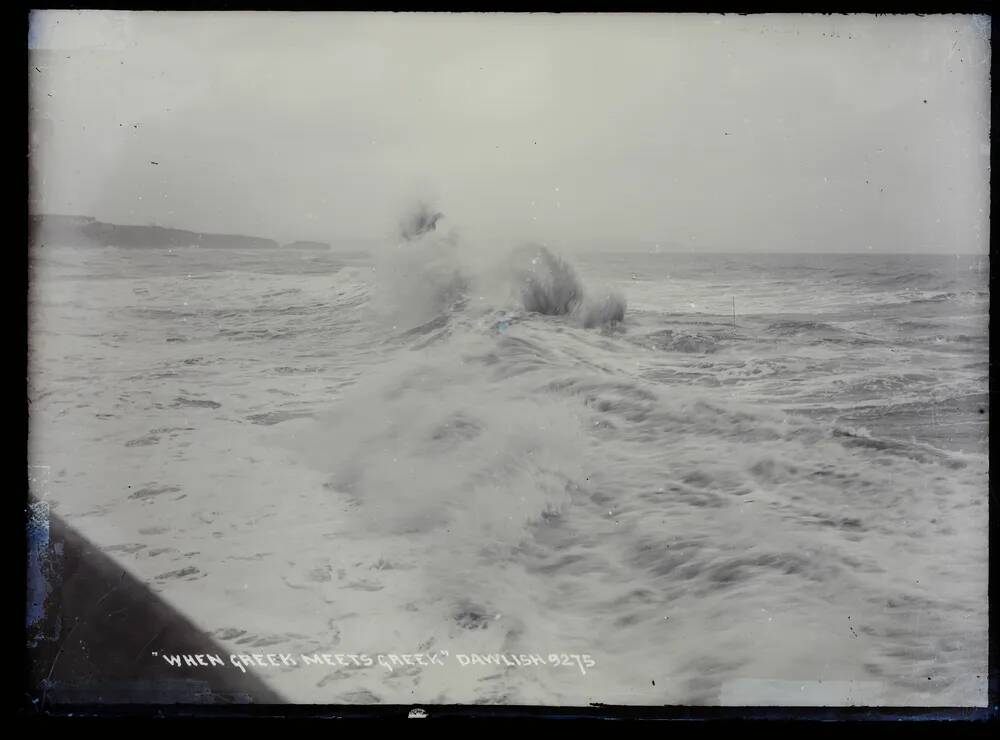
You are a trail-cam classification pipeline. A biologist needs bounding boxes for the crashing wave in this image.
[380,207,626,330]
[511,244,626,328]
[577,290,627,328]
[399,202,445,242]
[515,245,583,316]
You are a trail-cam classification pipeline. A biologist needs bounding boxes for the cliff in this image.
[29,214,280,250]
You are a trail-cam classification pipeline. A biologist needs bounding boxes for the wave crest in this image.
[379,209,627,331]
[515,245,584,316]
[511,244,626,328]
[399,202,445,242]
[578,290,627,328]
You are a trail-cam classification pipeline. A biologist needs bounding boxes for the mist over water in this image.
[28,221,988,704]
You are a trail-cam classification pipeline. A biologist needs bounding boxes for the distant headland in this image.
[29,214,332,251]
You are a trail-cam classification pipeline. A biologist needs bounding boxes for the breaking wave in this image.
[375,209,626,331]
[398,202,445,242]
[512,244,626,328]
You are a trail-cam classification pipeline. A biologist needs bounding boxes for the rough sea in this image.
[28,236,989,705]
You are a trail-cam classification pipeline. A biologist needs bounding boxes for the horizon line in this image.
[28,213,988,256]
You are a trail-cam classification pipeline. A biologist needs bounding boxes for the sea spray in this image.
[372,230,468,329]
[399,202,445,242]
[292,327,589,546]
[379,207,626,331]
[578,289,626,329]
[514,245,584,316]
[508,244,625,328]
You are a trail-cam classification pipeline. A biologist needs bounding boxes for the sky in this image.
[28,11,991,253]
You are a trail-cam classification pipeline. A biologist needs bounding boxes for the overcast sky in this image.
[28,11,990,253]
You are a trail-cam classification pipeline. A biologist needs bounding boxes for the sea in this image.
[27,236,989,706]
